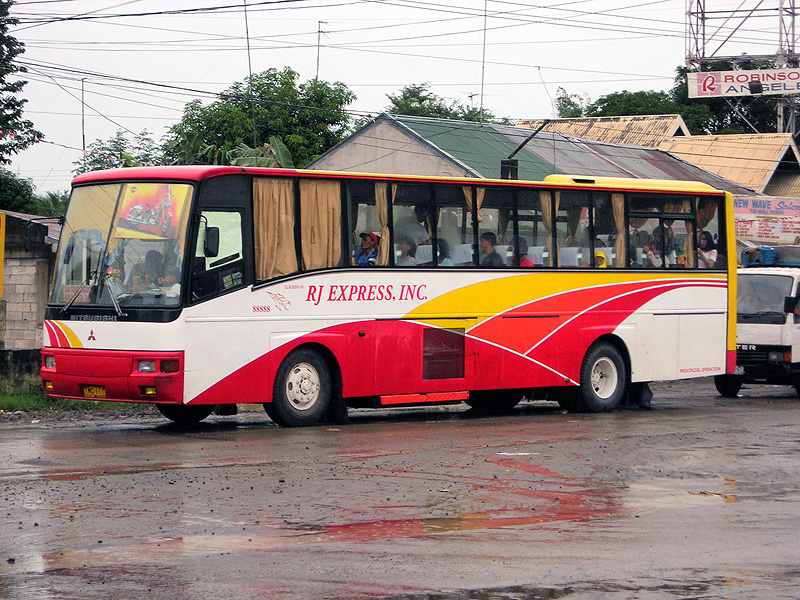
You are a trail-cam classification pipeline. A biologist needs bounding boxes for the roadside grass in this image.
[0,382,122,413]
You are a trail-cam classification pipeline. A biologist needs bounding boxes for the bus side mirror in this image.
[204,227,220,258]
[784,296,798,313]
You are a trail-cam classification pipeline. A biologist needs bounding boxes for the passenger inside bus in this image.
[479,232,504,267]
[437,238,454,266]
[594,250,607,268]
[395,203,432,246]
[131,250,165,291]
[697,231,718,268]
[396,236,417,266]
[510,237,534,267]
[353,232,379,266]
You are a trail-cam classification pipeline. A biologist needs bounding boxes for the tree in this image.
[32,190,69,217]
[0,0,41,164]
[557,62,779,136]
[165,67,354,167]
[554,87,588,118]
[72,130,163,175]
[385,83,501,122]
[0,167,35,212]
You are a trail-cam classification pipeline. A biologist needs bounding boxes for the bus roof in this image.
[71,165,725,195]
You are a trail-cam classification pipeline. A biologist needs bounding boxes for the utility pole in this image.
[316,21,328,80]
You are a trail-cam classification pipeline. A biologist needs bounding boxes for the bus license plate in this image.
[83,385,106,399]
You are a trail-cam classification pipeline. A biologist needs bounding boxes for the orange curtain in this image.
[254,178,298,280]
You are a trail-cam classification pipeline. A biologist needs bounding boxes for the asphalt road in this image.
[1,378,799,600]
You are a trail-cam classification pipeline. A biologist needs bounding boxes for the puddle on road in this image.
[625,477,738,511]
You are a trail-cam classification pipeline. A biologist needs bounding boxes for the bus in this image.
[41,166,736,426]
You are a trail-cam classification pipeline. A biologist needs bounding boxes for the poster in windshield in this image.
[116,184,186,237]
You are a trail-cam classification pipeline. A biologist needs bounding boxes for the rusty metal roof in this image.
[310,114,758,197]
[657,134,800,194]
[516,115,690,147]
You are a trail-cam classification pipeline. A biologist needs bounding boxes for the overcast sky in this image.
[6,0,778,193]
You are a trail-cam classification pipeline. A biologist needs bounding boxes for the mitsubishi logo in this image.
[88,330,96,341]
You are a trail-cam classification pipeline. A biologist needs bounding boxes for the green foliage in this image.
[0,167,35,212]
[554,87,588,118]
[385,83,501,122]
[32,190,69,217]
[0,386,124,412]
[165,67,354,167]
[73,130,163,175]
[558,63,780,135]
[0,0,42,164]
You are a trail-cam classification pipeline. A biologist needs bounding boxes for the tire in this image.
[267,348,331,427]
[575,341,627,413]
[714,374,743,398]
[466,390,522,413]
[156,403,215,425]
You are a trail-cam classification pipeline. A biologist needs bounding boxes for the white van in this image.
[715,245,800,396]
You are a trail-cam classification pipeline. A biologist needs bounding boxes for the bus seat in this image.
[559,247,580,267]
[415,244,433,265]
[529,246,545,266]
[452,243,473,265]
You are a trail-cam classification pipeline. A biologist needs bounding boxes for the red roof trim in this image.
[70,165,725,197]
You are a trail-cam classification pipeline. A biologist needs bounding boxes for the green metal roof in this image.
[394,115,561,180]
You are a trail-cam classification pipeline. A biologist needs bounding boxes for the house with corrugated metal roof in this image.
[516,115,691,147]
[657,133,800,197]
[309,113,756,196]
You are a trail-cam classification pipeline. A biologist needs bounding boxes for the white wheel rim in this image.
[285,362,321,411]
[590,357,618,400]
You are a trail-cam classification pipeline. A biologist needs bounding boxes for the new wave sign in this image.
[688,69,800,98]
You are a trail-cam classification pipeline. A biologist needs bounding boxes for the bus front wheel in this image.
[156,403,215,426]
[714,374,743,397]
[267,348,331,427]
[576,342,627,412]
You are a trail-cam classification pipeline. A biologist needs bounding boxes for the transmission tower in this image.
[686,0,800,133]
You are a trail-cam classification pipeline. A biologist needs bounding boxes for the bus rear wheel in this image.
[714,374,743,397]
[267,348,331,427]
[575,341,627,413]
[156,403,215,426]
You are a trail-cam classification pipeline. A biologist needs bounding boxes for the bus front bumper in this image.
[41,348,185,404]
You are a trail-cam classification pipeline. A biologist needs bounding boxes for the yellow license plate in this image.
[83,385,106,399]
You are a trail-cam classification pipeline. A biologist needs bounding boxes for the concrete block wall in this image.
[1,215,55,351]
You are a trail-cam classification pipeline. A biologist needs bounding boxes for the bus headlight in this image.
[137,360,157,372]
[767,351,790,363]
[44,355,55,369]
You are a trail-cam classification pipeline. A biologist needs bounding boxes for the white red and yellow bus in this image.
[41,166,736,426]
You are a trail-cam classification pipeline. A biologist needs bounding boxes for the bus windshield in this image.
[738,273,794,322]
[50,182,194,309]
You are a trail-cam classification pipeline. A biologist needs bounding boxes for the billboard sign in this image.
[734,195,800,243]
[688,69,800,98]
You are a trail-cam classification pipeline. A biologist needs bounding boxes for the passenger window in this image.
[348,180,386,267]
[253,177,298,280]
[517,188,548,266]
[434,184,471,266]
[556,190,591,268]
[393,183,434,266]
[477,187,512,267]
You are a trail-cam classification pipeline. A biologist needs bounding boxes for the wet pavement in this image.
[1,378,799,599]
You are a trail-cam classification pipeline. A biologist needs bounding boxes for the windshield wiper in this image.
[102,271,125,317]
[60,270,97,314]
